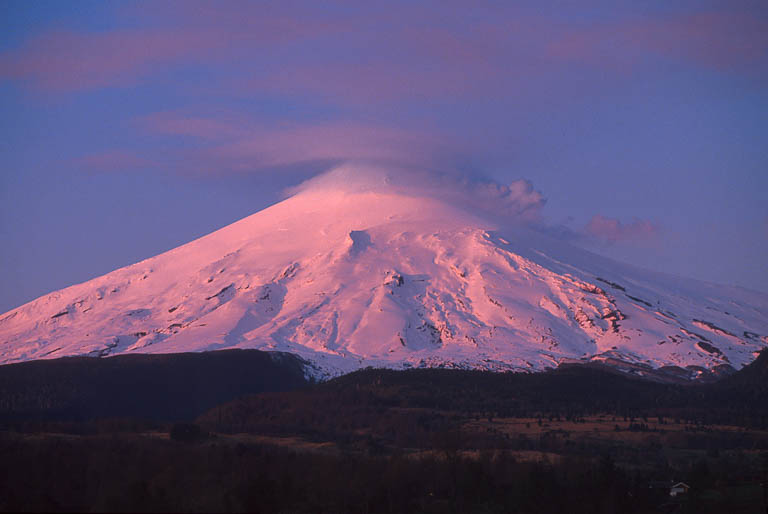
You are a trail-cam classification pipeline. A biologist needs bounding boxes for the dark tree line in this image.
[6,431,760,514]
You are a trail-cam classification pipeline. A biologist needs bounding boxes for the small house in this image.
[669,482,690,497]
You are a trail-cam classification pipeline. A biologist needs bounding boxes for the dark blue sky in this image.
[1,0,767,313]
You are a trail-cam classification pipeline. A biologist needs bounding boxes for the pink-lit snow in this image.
[1,166,766,378]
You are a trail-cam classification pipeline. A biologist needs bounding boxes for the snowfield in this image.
[1,167,766,379]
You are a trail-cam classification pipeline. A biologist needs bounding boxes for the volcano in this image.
[1,166,766,378]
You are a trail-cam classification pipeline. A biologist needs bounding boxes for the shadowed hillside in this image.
[0,349,309,423]
[200,349,768,440]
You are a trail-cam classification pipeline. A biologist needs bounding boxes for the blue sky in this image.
[1,0,767,313]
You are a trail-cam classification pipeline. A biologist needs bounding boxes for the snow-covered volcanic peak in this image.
[1,165,766,378]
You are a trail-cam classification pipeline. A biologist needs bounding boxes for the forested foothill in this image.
[1,349,767,513]
[0,349,309,424]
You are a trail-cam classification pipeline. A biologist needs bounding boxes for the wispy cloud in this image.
[0,29,215,90]
[123,113,463,175]
[288,163,548,224]
[3,5,765,95]
[75,150,156,173]
[206,122,452,169]
[139,111,251,140]
[0,7,336,91]
[584,214,660,245]
[547,12,768,73]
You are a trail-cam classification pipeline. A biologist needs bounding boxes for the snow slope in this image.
[1,167,766,378]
